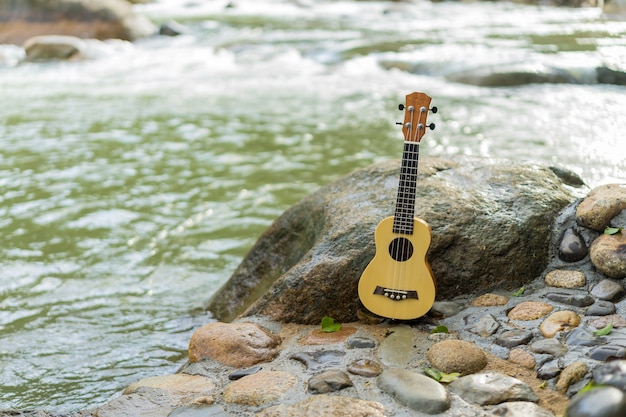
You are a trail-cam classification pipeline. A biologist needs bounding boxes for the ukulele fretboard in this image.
[392,141,419,235]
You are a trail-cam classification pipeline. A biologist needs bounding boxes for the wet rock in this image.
[565,386,626,417]
[529,339,567,357]
[593,360,626,390]
[544,270,586,289]
[97,391,173,417]
[207,157,573,324]
[257,394,385,417]
[471,293,509,307]
[490,401,555,417]
[558,228,588,262]
[301,326,357,345]
[346,336,376,349]
[587,299,616,316]
[307,370,353,394]
[23,35,87,61]
[377,368,451,414]
[124,374,216,404]
[565,327,605,347]
[590,233,626,279]
[188,322,281,367]
[576,184,626,232]
[555,361,588,394]
[290,350,345,371]
[597,66,626,86]
[545,292,594,307]
[508,301,554,320]
[590,278,625,301]
[228,366,262,381]
[496,329,533,348]
[470,313,500,337]
[449,372,538,406]
[168,405,228,417]
[427,340,487,374]
[347,359,383,377]
[589,314,626,329]
[589,345,626,361]
[223,371,296,406]
[446,64,580,87]
[0,0,156,45]
[159,20,189,37]
[508,348,536,370]
[537,359,560,380]
[539,311,581,338]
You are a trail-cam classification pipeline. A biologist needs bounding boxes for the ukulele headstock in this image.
[400,92,436,142]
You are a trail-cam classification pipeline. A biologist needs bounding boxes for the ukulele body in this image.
[358,215,436,320]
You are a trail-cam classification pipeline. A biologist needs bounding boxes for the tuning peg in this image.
[430,106,438,114]
[398,104,405,111]
[428,123,435,130]
[395,122,403,125]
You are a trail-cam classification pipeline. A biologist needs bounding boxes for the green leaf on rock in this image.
[604,227,623,235]
[423,367,460,383]
[430,325,449,334]
[594,322,613,336]
[512,286,525,297]
[320,316,341,333]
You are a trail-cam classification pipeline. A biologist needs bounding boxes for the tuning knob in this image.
[398,104,405,111]
[430,106,438,113]
[428,123,435,130]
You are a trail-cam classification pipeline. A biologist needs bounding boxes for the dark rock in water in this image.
[566,386,626,417]
[597,66,626,86]
[159,20,189,37]
[0,0,156,45]
[207,157,573,324]
[593,360,626,391]
[447,64,584,87]
[23,35,86,61]
[558,228,588,262]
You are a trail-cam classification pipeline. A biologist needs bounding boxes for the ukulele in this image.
[358,92,437,320]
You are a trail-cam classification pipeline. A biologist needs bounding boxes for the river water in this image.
[0,0,625,411]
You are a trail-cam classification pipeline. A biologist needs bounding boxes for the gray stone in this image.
[377,368,450,414]
[496,329,533,348]
[589,345,626,361]
[590,279,625,302]
[346,336,376,349]
[545,292,594,307]
[307,370,353,394]
[558,228,588,262]
[587,300,616,316]
[593,360,626,390]
[529,338,567,357]
[565,327,606,347]
[566,386,626,417]
[207,157,573,324]
[470,313,500,337]
[378,326,415,367]
[290,350,345,371]
[490,401,556,417]
[448,372,538,406]
[537,359,561,380]
[430,301,465,318]
[228,366,262,381]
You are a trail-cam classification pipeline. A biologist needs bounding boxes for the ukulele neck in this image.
[392,141,419,235]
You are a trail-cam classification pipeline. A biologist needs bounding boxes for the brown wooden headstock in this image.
[400,92,436,142]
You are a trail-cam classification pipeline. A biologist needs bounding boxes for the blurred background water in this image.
[1,0,625,411]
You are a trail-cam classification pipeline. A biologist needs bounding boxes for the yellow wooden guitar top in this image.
[358,92,437,320]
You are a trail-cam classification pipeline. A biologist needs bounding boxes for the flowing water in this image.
[0,0,625,411]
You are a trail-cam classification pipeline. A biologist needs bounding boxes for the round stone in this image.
[576,184,626,232]
[508,301,554,320]
[590,233,626,279]
[544,270,586,288]
[590,314,626,329]
[590,279,626,302]
[377,368,451,414]
[593,360,626,390]
[508,348,536,370]
[427,340,487,375]
[257,395,385,417]
[559,228,588,262]
[223,371,297,406]
[566,386,626,417]
[530,338,567,357]
[448,372,538,406]
[471,293,509,307]
[555,361,588,394]
[308,370,353,394]
[496,329,533,348]
[347,359,383,377]
[539,311,581,338]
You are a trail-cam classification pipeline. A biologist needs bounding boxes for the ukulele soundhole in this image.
[388,237,414,262]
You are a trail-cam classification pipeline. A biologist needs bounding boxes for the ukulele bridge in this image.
[374,286,418,301]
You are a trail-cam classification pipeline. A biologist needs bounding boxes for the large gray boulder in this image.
[0,0,155,45]
[207,157,575,324]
